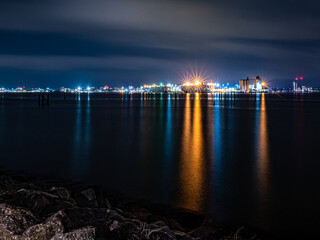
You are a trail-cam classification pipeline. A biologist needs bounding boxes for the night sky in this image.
[0,0,319,88]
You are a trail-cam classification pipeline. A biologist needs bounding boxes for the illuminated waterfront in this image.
[1,93,320,236]
[1,75,320,94]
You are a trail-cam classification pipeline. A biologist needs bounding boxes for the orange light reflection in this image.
[178,96,204,211]
[257,94,270,202]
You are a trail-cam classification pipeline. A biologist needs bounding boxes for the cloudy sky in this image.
[0,0,319,88]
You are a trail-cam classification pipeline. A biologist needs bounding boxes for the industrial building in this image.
[239,77,250,92]
[239,76,262,92]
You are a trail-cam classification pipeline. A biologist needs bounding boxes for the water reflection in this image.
[294,94,305,158]
[1,93,320,235]
[178,94,204,211]
[255,94,270,223]
[164,95,173,182]
[71,96,92,180]
[0,100,4,137]
[165,96,173,161]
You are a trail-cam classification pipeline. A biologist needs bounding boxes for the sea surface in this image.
[1,92,320,236]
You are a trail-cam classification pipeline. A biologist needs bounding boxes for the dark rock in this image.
[130,207,153,221]
[49,187,74,203]
[152,221,167,227]
[81,188,96,201]
[0,171,263,239]
[188,225,217,239]
[2,187,77,217]
[94,190,111,209]
[106,210,141,239]
[15,189,58,213]
[73,188,99,208]
[173,230,198,240]
[0,175,28,196]
[105,198,111,210]
[0,203,38,236]
[106,210,193,240]
[21,210,68,239]
[51,226,95,240]
[165,218,185,232]
[65,207,109,238]
[143,223,176,240]
[66,207,109,227]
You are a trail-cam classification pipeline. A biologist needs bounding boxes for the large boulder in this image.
[21,210,68,240]
[51,226,95,240]
[0,203,37,235]
[0,203,38,239]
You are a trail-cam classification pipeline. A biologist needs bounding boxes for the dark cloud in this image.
[0,0,319,88]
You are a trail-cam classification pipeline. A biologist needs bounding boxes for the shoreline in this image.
[0,168,269,240]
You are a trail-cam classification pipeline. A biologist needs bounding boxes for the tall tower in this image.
[293,80,297,92]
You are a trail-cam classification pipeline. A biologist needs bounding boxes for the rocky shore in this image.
[0,170,262,240]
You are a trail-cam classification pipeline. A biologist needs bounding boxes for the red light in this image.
[295,78,298,80]
[300,77,303,80]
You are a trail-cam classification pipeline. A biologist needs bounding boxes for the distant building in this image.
[239,77,250,92]
[240,76,262,92]
[293,81,298,91]
[254,76,261,90]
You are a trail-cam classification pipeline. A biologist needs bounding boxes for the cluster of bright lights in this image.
[183,81,203,86]
[181,69,209,86]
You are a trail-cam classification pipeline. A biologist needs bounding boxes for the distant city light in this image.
[2,74,317,94]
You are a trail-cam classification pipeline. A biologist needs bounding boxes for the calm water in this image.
[1,92,320,235]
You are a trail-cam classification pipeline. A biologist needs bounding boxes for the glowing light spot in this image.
[181,68,209,85]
